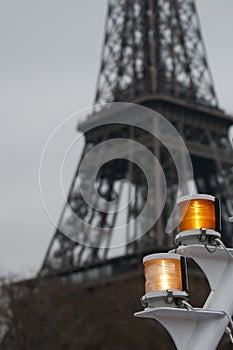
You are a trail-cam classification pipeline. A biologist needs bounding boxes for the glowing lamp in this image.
[141,253,188,308]
[175,194,221,246]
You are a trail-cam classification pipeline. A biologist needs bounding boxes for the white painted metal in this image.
[176,244,233,349]
[134,308,225,350]
[143,252,181,263]
[176,245,233,290]
[142,290,188,299]
[175,229,221,245]
[135,244,233,349]
[177,194,215,203]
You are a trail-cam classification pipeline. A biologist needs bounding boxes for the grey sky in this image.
[0,0,232,279]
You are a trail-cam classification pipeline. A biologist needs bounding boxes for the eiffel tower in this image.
[40,0,233,278]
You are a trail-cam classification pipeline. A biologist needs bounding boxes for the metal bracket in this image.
[134,307,225,350]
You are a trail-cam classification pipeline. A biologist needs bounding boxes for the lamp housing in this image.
[141,253,188,308]
[175,194,221,246]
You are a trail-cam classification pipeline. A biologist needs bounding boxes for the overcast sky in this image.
[0,0,233,279]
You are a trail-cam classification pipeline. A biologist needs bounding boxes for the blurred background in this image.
[0,0,233,278]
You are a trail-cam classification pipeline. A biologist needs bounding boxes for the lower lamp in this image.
[175,194,221,246]
[141,253,188,308]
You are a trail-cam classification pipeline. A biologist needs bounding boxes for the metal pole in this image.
[135,244,233,349]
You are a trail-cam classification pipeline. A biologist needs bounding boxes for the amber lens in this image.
[179,199,216,232]
[144,258,182,294]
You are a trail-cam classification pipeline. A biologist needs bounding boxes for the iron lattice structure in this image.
[40,0,233,277]
[95,0,218,106]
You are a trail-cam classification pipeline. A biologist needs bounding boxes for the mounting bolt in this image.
[199,228,207,242]
[165,290,174,304]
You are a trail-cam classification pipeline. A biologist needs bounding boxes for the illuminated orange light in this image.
[144,257,182,294]
[179,197,216,232]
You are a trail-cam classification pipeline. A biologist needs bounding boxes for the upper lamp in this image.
[175,194,221,246]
